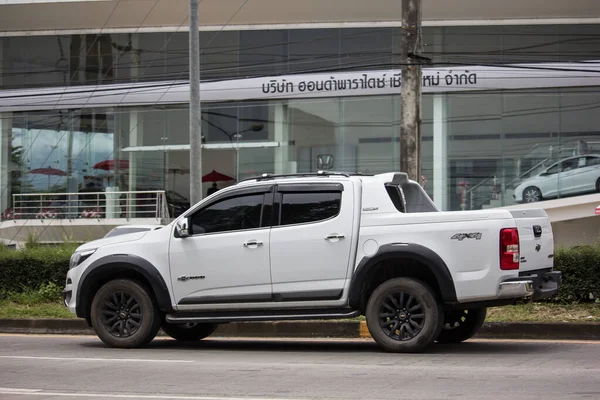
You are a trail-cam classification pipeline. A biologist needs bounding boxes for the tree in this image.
[9,145,35,203]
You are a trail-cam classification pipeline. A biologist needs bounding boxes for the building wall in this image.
[1,24,600,220]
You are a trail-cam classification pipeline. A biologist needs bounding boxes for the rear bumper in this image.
[498,280,534,299]
[522,270,562,301]
[498,270,562,301]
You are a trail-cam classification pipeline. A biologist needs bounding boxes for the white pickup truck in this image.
[63,172,561,353]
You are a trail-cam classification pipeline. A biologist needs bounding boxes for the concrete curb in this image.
[1,319,599,341]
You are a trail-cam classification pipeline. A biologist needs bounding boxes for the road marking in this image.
[0,333,97,338]
[0,333,598,345]
[0,389,303,400]
[0,388,41,393]
[0,356,194,363]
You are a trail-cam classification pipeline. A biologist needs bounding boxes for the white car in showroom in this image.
[514,154,600,203]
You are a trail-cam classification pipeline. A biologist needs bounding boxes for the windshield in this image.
[167,191,188,202]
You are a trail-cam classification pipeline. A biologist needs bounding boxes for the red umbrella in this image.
[28,167,67,190]
[92,159,129,171]
[29,167,67,176]
[202,170,234,183]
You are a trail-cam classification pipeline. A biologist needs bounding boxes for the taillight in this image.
[500,228,520,270]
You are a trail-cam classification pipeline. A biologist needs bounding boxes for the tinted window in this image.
[280,192,341,226]
[190,194,264,234]
[562,158,581,171]
[586,156,600,166]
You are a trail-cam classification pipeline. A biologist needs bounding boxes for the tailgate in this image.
[509,209,555,272]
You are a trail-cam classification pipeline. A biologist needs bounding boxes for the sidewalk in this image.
[1,319,599,340]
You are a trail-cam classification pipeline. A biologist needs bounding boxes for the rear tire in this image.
[596,178,600,192]
[90,279,162,348]
[161,322,219,342]
[365,278,443,353]
[436,308,487,344]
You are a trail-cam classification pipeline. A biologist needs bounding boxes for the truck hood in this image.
[76,231,149,252]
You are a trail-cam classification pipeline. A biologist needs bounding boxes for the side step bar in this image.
[166,308,360,323]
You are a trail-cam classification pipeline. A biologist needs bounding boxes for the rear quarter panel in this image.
[357,210,522,303]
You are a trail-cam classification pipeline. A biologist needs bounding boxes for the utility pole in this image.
[189,0,202,205]
[399,0,423,181]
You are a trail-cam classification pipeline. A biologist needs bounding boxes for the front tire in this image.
[90,279,162,348]
[365,278,443,353]
[161,322,219,342]
[436,308,487,344]
[596,178,600,192]
[523,186,542,203]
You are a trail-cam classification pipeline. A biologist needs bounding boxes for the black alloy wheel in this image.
[100,292,142,339]
[91,279,162,348]
[365,278,443,353]
[378,292,425,341]
[436,308,487,344]
[161,322,219,342]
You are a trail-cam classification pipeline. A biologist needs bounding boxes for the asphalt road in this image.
[0,334,599,400]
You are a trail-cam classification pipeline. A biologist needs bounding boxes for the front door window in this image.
[189,194,264,234]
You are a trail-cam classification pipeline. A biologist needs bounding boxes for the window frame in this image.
[272,182,344,228]
[185,185,275,237]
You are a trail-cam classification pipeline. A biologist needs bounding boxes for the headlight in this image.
[69,249,96,269]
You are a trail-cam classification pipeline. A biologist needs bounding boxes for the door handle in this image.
[243,240,264,248]
[325,234,345,241]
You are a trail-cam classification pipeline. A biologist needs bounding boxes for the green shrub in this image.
[0,282,63,304]
[0,244,78,294]
[553,242,600,302]
[0,241,598,304]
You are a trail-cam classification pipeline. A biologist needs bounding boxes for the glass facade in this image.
[1,24,600,219]
[4,25,600,89]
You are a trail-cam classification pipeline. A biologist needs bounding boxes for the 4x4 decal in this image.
[451,233,482,241]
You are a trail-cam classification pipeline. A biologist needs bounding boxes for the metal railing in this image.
[466,175,498,210]
[7,191,170,221]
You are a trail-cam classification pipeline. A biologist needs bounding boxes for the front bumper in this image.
[499,270,562,301]
[62,269,78,315]
[62,289,72,308]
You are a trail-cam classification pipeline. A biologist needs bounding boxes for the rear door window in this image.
[279,192,342,226]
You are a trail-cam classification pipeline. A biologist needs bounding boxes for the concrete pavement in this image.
[1,334,599,400]
[2,319,599,340]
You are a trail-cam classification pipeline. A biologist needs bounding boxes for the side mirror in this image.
[175,218,190,238]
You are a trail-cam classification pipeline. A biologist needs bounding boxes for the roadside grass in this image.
[486,302,600,323]
[0,290,598,322]
[0,300,75,319]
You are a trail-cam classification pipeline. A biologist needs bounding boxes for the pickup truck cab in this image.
[63,172,561,352]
